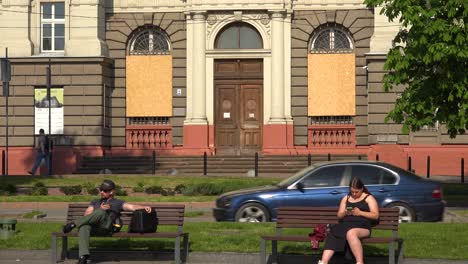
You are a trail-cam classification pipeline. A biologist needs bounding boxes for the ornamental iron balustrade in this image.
[126,125,172,149]
[308,124,356,148]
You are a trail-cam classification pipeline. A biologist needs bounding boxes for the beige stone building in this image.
[0,0,466,176]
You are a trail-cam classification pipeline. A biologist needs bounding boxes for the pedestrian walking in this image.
[28,128,50,176]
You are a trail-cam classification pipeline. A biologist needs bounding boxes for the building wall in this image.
[105,12,187,146]
[291,9,374,146]
[0,57,113,175]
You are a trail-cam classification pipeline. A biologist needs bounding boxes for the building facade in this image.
[0,0,467,176]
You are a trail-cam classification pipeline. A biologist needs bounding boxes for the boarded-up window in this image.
[126,55,172,117]
[308,53,355,116]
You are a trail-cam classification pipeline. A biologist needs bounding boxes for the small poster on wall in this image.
[34,88,64,134]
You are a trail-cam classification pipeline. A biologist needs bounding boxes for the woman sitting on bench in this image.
[318,177,379,264]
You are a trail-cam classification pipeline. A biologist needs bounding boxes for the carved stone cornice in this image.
[2,0,30,7]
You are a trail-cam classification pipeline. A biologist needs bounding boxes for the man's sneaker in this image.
[62,223,76,233]
[77,254,90,264]
[27,171,33,175]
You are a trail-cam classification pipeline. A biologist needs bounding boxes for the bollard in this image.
[203,152,207,176]
[1,150,4,176]
[308,154,311,166]
[152,150,156,175]
[376,154,379,161]
[408,156,412,172]
[255,152,258,177]
[462,158,465,184]
[328,153,331,161]
[426,156,431,178]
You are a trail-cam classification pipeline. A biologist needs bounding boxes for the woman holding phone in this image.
[318,177,379,264]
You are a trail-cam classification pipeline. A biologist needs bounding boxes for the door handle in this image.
[378,188,390,192]
[329,190,342,195]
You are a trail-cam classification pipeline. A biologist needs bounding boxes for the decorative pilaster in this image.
[65,0,108,56]
[0,0,33,56]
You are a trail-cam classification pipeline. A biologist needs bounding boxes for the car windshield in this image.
[277,166,316,187]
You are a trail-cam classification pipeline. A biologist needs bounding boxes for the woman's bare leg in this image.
[346,228,370,264]
[320,249,335,264]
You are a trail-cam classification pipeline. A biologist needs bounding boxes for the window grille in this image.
[310,116,353,125]
[128,27,170,55]
[310,27,352,53]
[128,117,170,125]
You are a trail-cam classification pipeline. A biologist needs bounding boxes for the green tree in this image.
[364,0,467,137]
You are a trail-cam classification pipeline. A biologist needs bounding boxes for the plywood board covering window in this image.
[308,53,355,116]
[126,55,172,116]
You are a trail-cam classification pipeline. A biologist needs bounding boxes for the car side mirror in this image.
[296,182,305,193]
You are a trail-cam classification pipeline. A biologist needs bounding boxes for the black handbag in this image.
[128,209,158,233]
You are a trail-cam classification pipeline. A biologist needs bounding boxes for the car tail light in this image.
[431,186,442,199]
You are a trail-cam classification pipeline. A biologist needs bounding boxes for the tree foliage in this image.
[364,0,467,137]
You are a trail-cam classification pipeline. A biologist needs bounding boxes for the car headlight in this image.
[217,197,232,208]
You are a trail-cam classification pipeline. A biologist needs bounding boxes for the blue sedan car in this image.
[213,161,445,223]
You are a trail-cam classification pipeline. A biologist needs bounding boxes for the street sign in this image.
[1,59,11,82]
[1,59,11,97]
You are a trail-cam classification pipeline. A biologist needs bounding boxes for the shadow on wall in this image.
[1,124,111,176]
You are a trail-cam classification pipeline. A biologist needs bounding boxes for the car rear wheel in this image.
[235,203,270,222]
[388,203,415,223]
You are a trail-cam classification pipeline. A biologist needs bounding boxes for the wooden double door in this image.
[214,59,263,155]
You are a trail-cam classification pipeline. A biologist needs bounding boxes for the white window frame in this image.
[41,2,65,52]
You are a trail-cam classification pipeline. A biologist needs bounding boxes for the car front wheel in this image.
[388,202,415,223]
[235,203,270,222]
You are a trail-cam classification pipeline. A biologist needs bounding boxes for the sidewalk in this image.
[2,250,468,264]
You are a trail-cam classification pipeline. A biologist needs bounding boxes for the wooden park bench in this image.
[51,203,189,264]
[260,207,403,264]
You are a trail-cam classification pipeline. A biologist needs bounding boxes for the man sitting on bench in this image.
[62,179,152,264]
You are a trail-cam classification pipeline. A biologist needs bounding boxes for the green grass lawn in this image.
[0,222,467,260]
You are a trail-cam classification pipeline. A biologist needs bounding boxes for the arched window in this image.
[310,27,352,53]
[215,22,263,49]
[128,27,170,55]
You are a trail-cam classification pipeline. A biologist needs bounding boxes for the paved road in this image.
[2,250,468,264]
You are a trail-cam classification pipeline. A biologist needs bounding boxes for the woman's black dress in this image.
[323,194,372,252]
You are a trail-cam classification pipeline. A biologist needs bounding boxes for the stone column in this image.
[269,11,285,123]
[0,0,33,57]
[183,12,209,152]
[263,10,294,154]
[190,12,207,123]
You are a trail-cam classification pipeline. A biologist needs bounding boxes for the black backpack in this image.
[128,209,158,233]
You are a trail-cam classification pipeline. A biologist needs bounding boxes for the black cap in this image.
[99,180,116,191]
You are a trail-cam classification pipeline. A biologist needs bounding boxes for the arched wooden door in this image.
[214,59,263,155]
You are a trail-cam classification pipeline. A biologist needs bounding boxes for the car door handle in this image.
[329,190,342,195]
[378,188,390,192]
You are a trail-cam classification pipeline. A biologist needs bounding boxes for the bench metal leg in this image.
[260,239,267,264]
[397,239,404,264]
[61,236,68,260]
[175,236,181,264]
[183,234,189,262]
[389,241,395,264]
[51,235,57,263]
[272,240,278,264]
